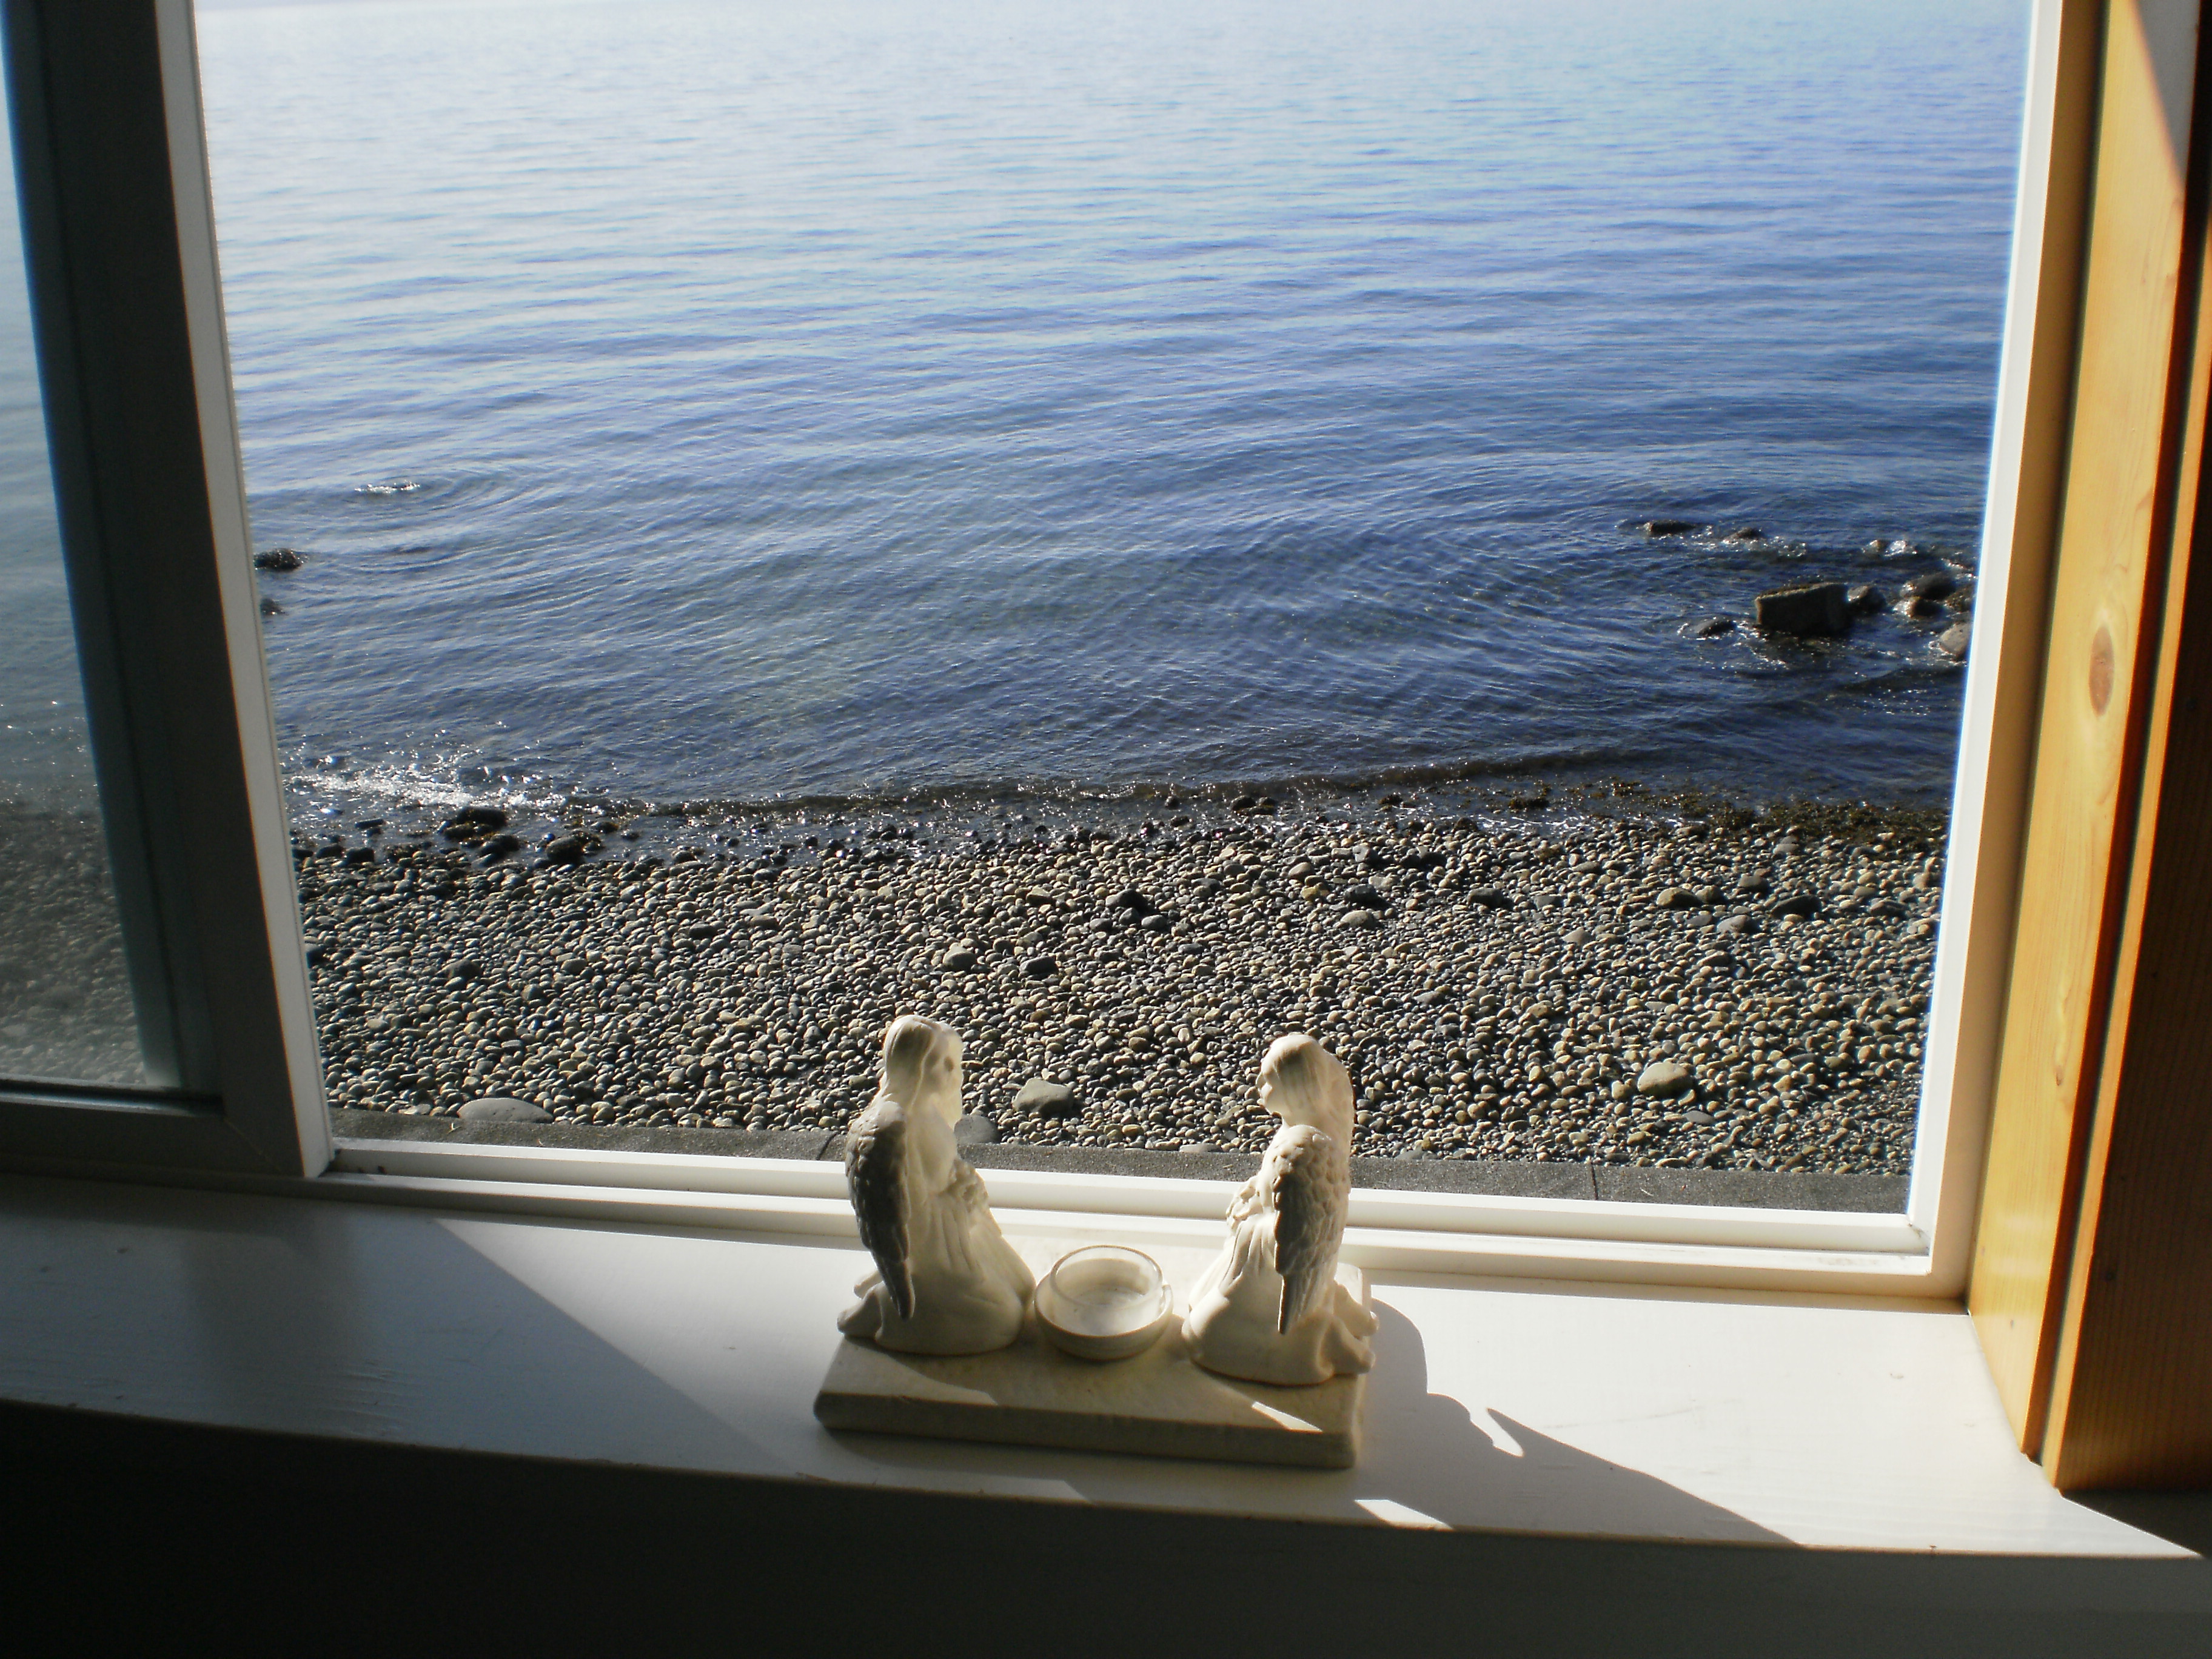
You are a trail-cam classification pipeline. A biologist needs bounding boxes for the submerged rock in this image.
[1724,526,1764,543]
[1687,615,1737,638]
[1755,581,1851,637]
[1902,570,1957,601]
[1640,518,1703,537]
[253,548,304,572]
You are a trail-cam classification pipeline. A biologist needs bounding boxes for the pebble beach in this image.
[301,793,1943,1175]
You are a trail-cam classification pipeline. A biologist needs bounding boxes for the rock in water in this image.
[539,833,595,866]
[1640,518,1702,537]
[441,805,509,839]
[1754,582,1852,637]
[1636,1060,1694,1099]
[458,1097,552,1124]
[253,547,304,571]
[1902,569,1958,601]
[1937,620,1971,659]
[1846,583,1885,615]
[1013,1078,1079,1118]
[1687,615,1737,638]
[1724,526,1764,543]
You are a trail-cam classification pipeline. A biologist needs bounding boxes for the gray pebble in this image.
[458,1097,552,1124]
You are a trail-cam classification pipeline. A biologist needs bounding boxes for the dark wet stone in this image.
[1687,615,1737,638]
[1902,569,1957,601]
[1640,518,1702,537]
[1724,526,1763,543]
[1755,581,1851,637]
[539,833,594,866]
[478,833,523,863]
[258,597,284,617]
[441,805,509,839]
[1846,583,1885,615]
[253,548,304,571]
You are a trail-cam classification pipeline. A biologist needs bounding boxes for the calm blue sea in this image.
[186,0,2028,820]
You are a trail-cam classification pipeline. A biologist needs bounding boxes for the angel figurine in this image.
[839,1014,1035,1355]
[1183,1033,1378,1386]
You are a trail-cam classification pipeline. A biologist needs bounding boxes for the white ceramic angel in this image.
[1183,1033,1378,1386]
[839,1014,1035,1355]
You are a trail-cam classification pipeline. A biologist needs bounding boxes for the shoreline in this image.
[299,791,1943,1176]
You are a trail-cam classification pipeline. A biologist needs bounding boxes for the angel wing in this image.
[1265,1122,1347,1335]
[845,1097,913,1319]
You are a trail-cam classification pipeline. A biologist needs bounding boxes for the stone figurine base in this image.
[814,1239,1367,1469]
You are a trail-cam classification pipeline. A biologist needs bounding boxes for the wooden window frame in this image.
[1971,0,2212,1490]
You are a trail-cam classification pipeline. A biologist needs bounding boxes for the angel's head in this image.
[880,1013,964,1123]
[1257,1032,1353,1134]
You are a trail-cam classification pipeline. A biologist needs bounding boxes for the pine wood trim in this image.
[1969,0,2212,1479]
[2039,7,2212,1490]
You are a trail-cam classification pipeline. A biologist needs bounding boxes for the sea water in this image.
[181,0,2028,821]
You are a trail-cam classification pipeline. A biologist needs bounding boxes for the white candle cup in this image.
[1035,1245,1175,1361]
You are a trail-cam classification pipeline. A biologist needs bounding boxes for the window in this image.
[0,0,2165,1319]
[0,0,324,1174]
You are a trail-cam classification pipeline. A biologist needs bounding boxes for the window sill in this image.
[0,1165,2197,1562]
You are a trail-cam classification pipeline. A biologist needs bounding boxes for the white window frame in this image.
[0,0,2099,1300]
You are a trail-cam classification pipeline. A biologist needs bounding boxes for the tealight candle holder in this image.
[1034,1245,1175,1361]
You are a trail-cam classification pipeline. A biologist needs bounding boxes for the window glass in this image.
[194,0,2022,1196]
[0,65,152,1089]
